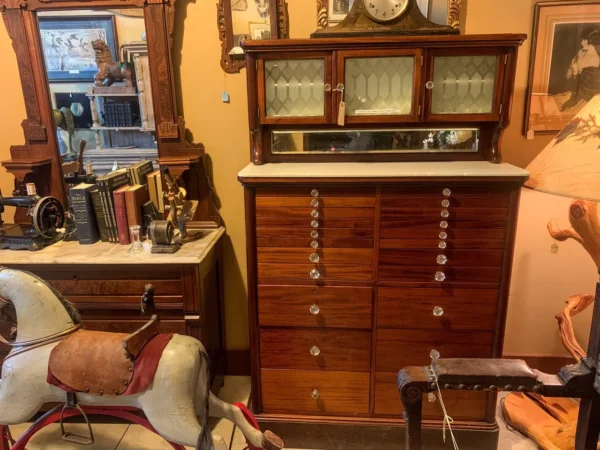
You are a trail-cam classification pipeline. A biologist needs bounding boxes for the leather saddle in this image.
[48,315,159,397]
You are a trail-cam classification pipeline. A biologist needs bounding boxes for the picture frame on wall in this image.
[327,0,430,23]
[249,22,272,40]
[39,16,118,83]
[525,1,600,135]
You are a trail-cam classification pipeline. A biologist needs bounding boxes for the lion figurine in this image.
[92,39,134,87]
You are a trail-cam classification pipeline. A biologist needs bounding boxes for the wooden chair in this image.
[398,277,600,450]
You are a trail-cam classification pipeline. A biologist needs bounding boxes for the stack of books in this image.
[102,100,140,127]
[69,160,166,245]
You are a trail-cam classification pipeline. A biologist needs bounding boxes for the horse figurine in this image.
[0,268,283,450]
[92,40,134,87]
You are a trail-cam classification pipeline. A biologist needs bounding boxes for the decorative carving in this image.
[316,0,328,29]
[276,0,289,39]
[21,120,47,142]
[447,0,462,30]
[158,121,180,139]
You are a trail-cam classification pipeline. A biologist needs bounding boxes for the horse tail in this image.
[196,349,213,450]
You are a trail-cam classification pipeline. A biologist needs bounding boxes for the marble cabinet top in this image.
[0,227,225,265]
[238,161,530,180]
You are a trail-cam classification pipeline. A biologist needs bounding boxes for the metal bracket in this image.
[60,393,94,445]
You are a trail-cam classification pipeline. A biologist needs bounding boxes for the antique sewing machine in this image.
[0,183,66,251]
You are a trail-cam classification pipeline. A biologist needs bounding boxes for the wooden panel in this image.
[10,265,183,281]
[257,217,375,228]
[256,187,375,197]
[260,328,371,371]
[257,227,374,239]
[258,248,373,264]
[70,296,182,310]
[49,280,181,296]
[380,218,507,229]
[377,287,498,330]
[375,329,494,371]
[257,196,376,208]
[379,249,503,267]
[380,239,505,250]
[381,207,508,220]
[258,285,372,329]
[381,186,510,197]
[374,372,488,420]
[378,265,501,283]
[261,369,370,414]
[82,319,186,335]
[259,264,373,283]
[381,197,510,208]
[380,228,506,240]
[256,208,375,219]
[258,237,374,248]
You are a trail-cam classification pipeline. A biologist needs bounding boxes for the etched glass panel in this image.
[431,55,498,114]
[271,129,479,154]
[265,59,325,117]
[345,56,414,116]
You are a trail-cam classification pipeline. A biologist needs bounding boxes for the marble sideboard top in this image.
[0,227,225,265]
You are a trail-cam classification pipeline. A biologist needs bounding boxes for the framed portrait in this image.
[249,22,272,40]
[525,1,600,135]
[39,16,118,83]
[327,0,430,24]
[54,92,93,129]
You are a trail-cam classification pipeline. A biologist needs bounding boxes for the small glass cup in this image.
[128,225,144,255]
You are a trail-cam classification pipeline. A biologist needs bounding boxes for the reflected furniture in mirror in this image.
[238,33,530,438]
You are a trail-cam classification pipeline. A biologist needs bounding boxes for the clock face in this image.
[363,0,409,22]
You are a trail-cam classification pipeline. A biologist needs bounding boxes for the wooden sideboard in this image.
[0,228,225,374]
[239,162,528,429]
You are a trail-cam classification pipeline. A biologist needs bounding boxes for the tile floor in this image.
[9,377,536,450]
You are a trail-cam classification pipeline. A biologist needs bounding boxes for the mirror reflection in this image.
[271,129,480,154]
[38,9,156,176]
[230,0,272,53]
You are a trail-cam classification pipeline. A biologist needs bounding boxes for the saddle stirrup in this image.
[60,392,94,445]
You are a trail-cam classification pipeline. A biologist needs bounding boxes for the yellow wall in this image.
[0,0,594,356]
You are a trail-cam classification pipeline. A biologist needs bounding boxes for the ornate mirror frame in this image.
[0,0,220,224]
[218,0,289,74]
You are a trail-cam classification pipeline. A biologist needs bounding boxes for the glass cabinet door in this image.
[339,50,421,123]
[427,52,505,120]
[260,55,332,124]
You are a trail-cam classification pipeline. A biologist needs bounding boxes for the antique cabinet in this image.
[239,34,528,431]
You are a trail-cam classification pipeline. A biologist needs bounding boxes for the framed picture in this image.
[39,16,118,83]
[525,1,600,135]
[249,22,272,40]
[54,92,93,129]
[327,0,429,24]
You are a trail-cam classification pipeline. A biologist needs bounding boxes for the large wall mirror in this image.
[1,0,220,225]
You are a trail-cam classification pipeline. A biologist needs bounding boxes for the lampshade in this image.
[526,94,600,201]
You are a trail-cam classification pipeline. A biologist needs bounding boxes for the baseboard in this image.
[224,349,250,375]
[503,355,574,374]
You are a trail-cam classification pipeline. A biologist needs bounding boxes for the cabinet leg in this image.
[402,386,424,450]
[575,394,600,450]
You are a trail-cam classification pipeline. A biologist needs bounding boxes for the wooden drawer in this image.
[257,227,374,239]
[379,249,503,267]
[258,237,374,248]
[258,285,372,329]
[381,197,510,208]
[257,196,376,208]
[377,288,498,330]
[260,328,371,371]
[381,207,508,220]
[258,248,373,264]
[257,207,375,219]
[378,266,501,283]
[375,329,493,372]
[374,372,488,420]
[382,186,510,197]
[257,217,375,228]
[381,218,507,230]
[257,187,376,198]
[380,228,506,240]
[261,369,370,415]
[259,264,373,283]
[380,239,505,250]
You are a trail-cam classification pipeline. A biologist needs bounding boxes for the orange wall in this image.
[0,0,594,356]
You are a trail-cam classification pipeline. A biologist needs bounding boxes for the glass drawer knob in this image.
[312,389,320,399]
[435,271,446,282]
[311,189,319,197]
[428,392,437,403]
[311,210,320,218]
[439,231,448,239]
[441,210,450,218]
[310,253,320,263]
[430,349,440,360]
[310,304,320,315]
[324,84,332,92]
[443,188,451,197]
[426,81,434,90]
[311,220,319,228]
[311,199,320,207]
[310,345,321,356]
[437,255,448,265]
[433,306,444,317]
[438,241,447,249]
[441,199,450,208]
[310,269,321,280]
[311,240,319,249]
[311,230,319,238]
[440,221,448,229]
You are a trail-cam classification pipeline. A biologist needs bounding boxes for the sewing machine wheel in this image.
[33,196,65,239]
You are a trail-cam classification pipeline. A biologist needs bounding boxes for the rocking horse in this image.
[0,267,283,450]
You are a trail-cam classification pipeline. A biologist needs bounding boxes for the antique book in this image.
[70,183,100,245]
[125,184,149,241]
[113,185,132,245]
[127,160,154,185]
[147,170,160,209]
[89,186,110,243]
[98,169,131,243]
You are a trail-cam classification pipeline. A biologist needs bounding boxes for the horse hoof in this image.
[262,431,284,450]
